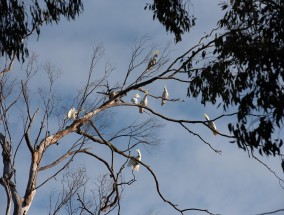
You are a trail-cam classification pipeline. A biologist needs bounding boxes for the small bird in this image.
[161,85,169,106]
[67,108,78,120]
[131,93,140,104]
[127,149,142,172]
[147,50,159,70]
[139,93,148,113]
[204,113,218,135]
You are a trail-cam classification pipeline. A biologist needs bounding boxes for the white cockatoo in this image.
[139,93,148,113]
[204,113,218,135]
[161,85,169,106]
[147,50,159,70]
[131,93,140,104]
[67,107,78,120]
[127,149,142,172]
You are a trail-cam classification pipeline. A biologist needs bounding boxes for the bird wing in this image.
[133,164,140,172]
[161,87,169,106]
[127,158,136,167]
[139,107,144,113]
[143,95,148,107]
[67,109,73,118]
[131,97,138,104]
[208,121,218,135]
[212,122,218,135]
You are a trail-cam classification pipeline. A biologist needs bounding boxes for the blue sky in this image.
[1,0,284,215]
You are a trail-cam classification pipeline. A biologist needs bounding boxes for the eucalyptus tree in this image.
[0,40,221,215]
[183,0,284,167]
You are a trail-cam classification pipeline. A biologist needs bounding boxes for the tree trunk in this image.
[12,191,36,215]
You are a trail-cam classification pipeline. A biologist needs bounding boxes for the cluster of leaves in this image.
[186,0,284,157]
[1,0,195,63]
[144,0,196,42]
[0,0,83,61]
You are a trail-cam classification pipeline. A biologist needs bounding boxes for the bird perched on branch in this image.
[109,91,118,104]
[161,85,169,106]
[127,149,142,172]
[139,92,148,113]
[67,107,78,120]
[147,50,159,70]
[204,113,218,135]
[131,93,140,104]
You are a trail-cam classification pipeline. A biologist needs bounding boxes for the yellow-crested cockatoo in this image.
[67,107,78,120]
[127,149,141,172]
[139,93,148,113]
[131,93,140,104]
[204,113,218,135]
[147,50,159,70]
[161,85,169,106]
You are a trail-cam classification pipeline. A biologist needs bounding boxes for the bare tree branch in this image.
[252,154,284,186]
[255,209,284,215]
[38,148,93,171]
[0,53,16,75]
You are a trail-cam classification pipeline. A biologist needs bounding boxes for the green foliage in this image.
[186,0,284,157]
[144,0,195,42]
[0,0,83,61]
[1,0,195,62]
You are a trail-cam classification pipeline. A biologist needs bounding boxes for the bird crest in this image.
[153,50,160,56]
[134,93,140,98]
[204,113,210,121]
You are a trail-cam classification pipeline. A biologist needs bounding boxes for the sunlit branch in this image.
[0,53,16,75]
[38,148,92,171]
[0,177,12,215]
[24,133,33,154]
[36,138,87,190]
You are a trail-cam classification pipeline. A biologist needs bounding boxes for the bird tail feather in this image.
[139,107,144,113]
[133,165,140,172]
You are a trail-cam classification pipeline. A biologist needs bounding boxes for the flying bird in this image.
[161,85,169,106]
[204,113,218,135]
[127,149,142,172]
[147,50,159,70]
[67,107,78,120]
[131,93,140,104]
[139,93,148,113]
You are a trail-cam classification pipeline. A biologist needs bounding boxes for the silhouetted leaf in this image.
[0,0,84,61]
